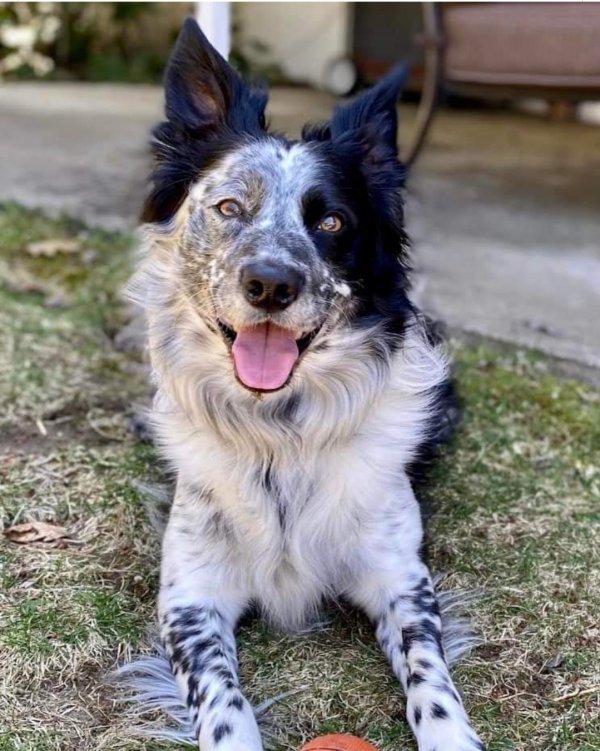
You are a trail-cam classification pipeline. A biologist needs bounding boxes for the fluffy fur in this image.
[121,18,487,751]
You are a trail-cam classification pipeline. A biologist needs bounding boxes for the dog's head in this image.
[142,19,412,395]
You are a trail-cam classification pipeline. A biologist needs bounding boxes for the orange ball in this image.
[300,734,379,751]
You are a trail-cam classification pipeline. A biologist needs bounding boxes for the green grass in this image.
[0,204,598,751]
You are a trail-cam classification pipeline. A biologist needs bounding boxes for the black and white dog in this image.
[125,18,486,751]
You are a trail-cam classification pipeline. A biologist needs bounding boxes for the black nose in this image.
[241,261,305,312]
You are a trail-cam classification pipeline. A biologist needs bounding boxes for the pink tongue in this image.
[232,323,299,391]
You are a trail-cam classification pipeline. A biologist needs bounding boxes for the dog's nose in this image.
[241,261,305,311]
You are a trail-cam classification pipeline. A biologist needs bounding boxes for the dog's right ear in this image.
[165,17,267,134]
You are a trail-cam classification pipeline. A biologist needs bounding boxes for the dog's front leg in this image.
[349,487,486,751]
[159,490,263,751]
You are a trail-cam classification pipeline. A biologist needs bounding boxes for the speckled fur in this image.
[119,18,487,751]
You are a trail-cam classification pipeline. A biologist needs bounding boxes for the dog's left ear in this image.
[304,65,409,178]
[165,17,267,134]
[330,65,408,153]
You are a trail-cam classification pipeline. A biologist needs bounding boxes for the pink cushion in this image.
[443,3,600,88]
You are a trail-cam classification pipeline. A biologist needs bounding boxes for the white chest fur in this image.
[154,326,441,629]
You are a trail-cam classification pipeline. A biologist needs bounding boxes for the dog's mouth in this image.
[218,320,319,393]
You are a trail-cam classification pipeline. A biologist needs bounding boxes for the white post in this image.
[196,2,231,59]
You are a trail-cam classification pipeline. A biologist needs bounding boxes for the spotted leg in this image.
[159,487,263,751]
[349,491,486,750]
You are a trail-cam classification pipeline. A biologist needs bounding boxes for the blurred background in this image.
[1,1,599,380]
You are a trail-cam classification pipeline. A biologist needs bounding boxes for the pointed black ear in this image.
[329,64,409,151]
[165,17,267,134]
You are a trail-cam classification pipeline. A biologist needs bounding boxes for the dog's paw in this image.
[197,709,264,751]
[415,720,486,751]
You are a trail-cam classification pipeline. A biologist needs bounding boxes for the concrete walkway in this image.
[1,83,599,380]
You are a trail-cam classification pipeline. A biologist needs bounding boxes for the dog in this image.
[123,17,486,751]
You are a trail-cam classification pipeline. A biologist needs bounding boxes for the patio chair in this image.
[407,2,600,165]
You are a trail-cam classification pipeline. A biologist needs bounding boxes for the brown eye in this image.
[216,199,242,218]
[318,213,344,233]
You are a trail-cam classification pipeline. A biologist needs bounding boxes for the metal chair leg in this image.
[405,2,443,168]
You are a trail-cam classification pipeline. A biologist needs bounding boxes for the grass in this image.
[0,203,598,751]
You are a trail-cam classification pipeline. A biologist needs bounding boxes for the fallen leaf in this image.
[3,521,76,547]
[3,272,70,308]
[3,267,54,295]
[25,238,81,257]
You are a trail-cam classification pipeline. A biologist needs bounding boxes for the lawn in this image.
[0,203,598,751]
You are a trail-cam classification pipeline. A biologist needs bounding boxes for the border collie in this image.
[123,18,486,751]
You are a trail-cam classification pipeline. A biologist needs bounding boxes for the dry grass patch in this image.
[0,205,598,751]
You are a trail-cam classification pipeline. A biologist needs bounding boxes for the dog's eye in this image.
[318,213,344,233]
[216,199,243,218]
